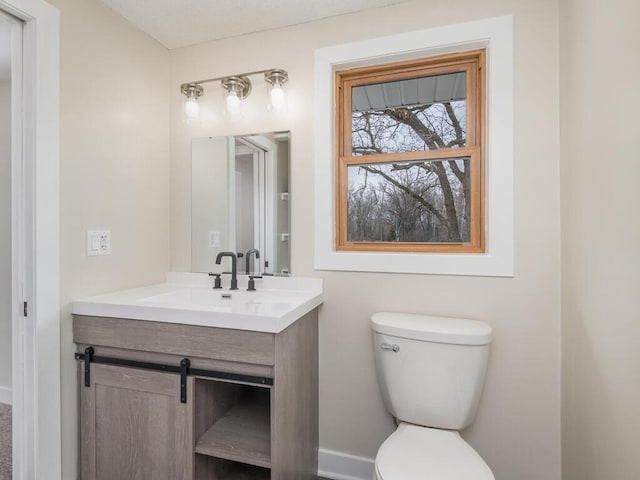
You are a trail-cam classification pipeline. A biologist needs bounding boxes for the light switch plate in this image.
[87,230,111,256]
[209,230,221,247]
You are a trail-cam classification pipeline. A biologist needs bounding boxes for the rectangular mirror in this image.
[191,131,290,275]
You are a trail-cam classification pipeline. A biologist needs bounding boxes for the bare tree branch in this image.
[360,165,448,227]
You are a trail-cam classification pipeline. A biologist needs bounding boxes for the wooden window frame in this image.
[335,50,486,253]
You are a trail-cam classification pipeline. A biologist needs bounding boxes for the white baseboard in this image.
[0,386,12,405]
[318,448,375,480]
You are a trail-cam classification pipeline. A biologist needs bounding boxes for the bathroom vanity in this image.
[72,273,322,480]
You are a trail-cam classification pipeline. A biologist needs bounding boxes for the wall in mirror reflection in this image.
[191,131,290,275]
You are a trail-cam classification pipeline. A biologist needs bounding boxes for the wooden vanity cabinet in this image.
[73,309,318,480]
[79,363,195,480]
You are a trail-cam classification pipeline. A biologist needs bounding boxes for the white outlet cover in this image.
[87,230,111,256]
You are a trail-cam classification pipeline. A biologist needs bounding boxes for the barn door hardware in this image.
[74,348,273,403]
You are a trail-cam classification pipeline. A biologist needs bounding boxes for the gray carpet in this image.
[0,403,10,480]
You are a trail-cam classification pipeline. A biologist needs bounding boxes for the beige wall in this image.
[0,81,10,392]
[560,0,640,478]
[49,0,171,476]
[170,1,561,478]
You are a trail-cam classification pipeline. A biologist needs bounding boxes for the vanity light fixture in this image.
[265,69,288,111]
[180,68,289,118]
[221,76,251,116]
[181,83,203,120]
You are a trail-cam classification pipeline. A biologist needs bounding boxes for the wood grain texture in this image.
[74,315,275,366]
[195,458,271,480]
[194,455,230,480]
[75,344,274,379]
[271,309,319,479]
[79,362,194,480]
[75,308,320,479]
[196,388,271,468]
[194,379,242,480]
[224,463,270,480]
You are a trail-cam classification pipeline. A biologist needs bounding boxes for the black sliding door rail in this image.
[75,347,273,404]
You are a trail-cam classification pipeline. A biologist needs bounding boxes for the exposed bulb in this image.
[226,90,241,115]
[185,96,199,120]
[270,83,285,110]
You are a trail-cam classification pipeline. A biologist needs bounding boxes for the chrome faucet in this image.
[245,249,260,275]
[215,252,238,290]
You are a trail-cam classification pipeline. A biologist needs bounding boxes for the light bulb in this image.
[265,70,288,112]
[185,97,199,120]
[181,83,203,121]
[270,83,285,110]
[226,90,241,115]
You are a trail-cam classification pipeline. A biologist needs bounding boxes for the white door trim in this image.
[0,0,60,479]
[241,134,278,274]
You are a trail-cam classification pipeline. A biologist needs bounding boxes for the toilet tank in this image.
[372,312,492,430]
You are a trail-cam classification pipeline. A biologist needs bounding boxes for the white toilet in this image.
[371,312,495,480]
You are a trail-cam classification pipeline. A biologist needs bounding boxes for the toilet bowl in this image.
[371,312,495,480]
[373,423,494,480]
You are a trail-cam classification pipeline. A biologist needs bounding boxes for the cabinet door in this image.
[79,362,194,480]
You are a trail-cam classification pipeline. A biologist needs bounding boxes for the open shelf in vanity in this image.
[194,379,271,471]
[196,458,271,480]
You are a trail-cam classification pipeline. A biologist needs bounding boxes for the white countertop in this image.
[72,272,323,333]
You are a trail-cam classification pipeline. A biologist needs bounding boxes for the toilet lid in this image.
[375,423,495,480]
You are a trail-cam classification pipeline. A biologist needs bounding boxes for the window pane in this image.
[351,72,466,155]
[347,157,471,243]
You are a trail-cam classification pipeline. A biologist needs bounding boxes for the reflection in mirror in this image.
[191,131,290,275]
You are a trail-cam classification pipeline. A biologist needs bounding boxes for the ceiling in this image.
[100,0,411,49]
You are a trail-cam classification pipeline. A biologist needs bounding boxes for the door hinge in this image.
[23,301,27,317]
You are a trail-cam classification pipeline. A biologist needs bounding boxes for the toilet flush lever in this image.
[380,343,400,353]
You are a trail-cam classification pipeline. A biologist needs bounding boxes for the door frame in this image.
[241,135,278,274]
[0,0,60,478]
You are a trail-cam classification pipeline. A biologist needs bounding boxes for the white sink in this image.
[140,288,310,314]
[72,272,323,333]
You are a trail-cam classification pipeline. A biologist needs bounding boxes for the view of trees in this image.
[347,94,471,243]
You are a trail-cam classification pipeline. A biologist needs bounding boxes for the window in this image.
[314,16,513,275]
[335,51,485,253]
